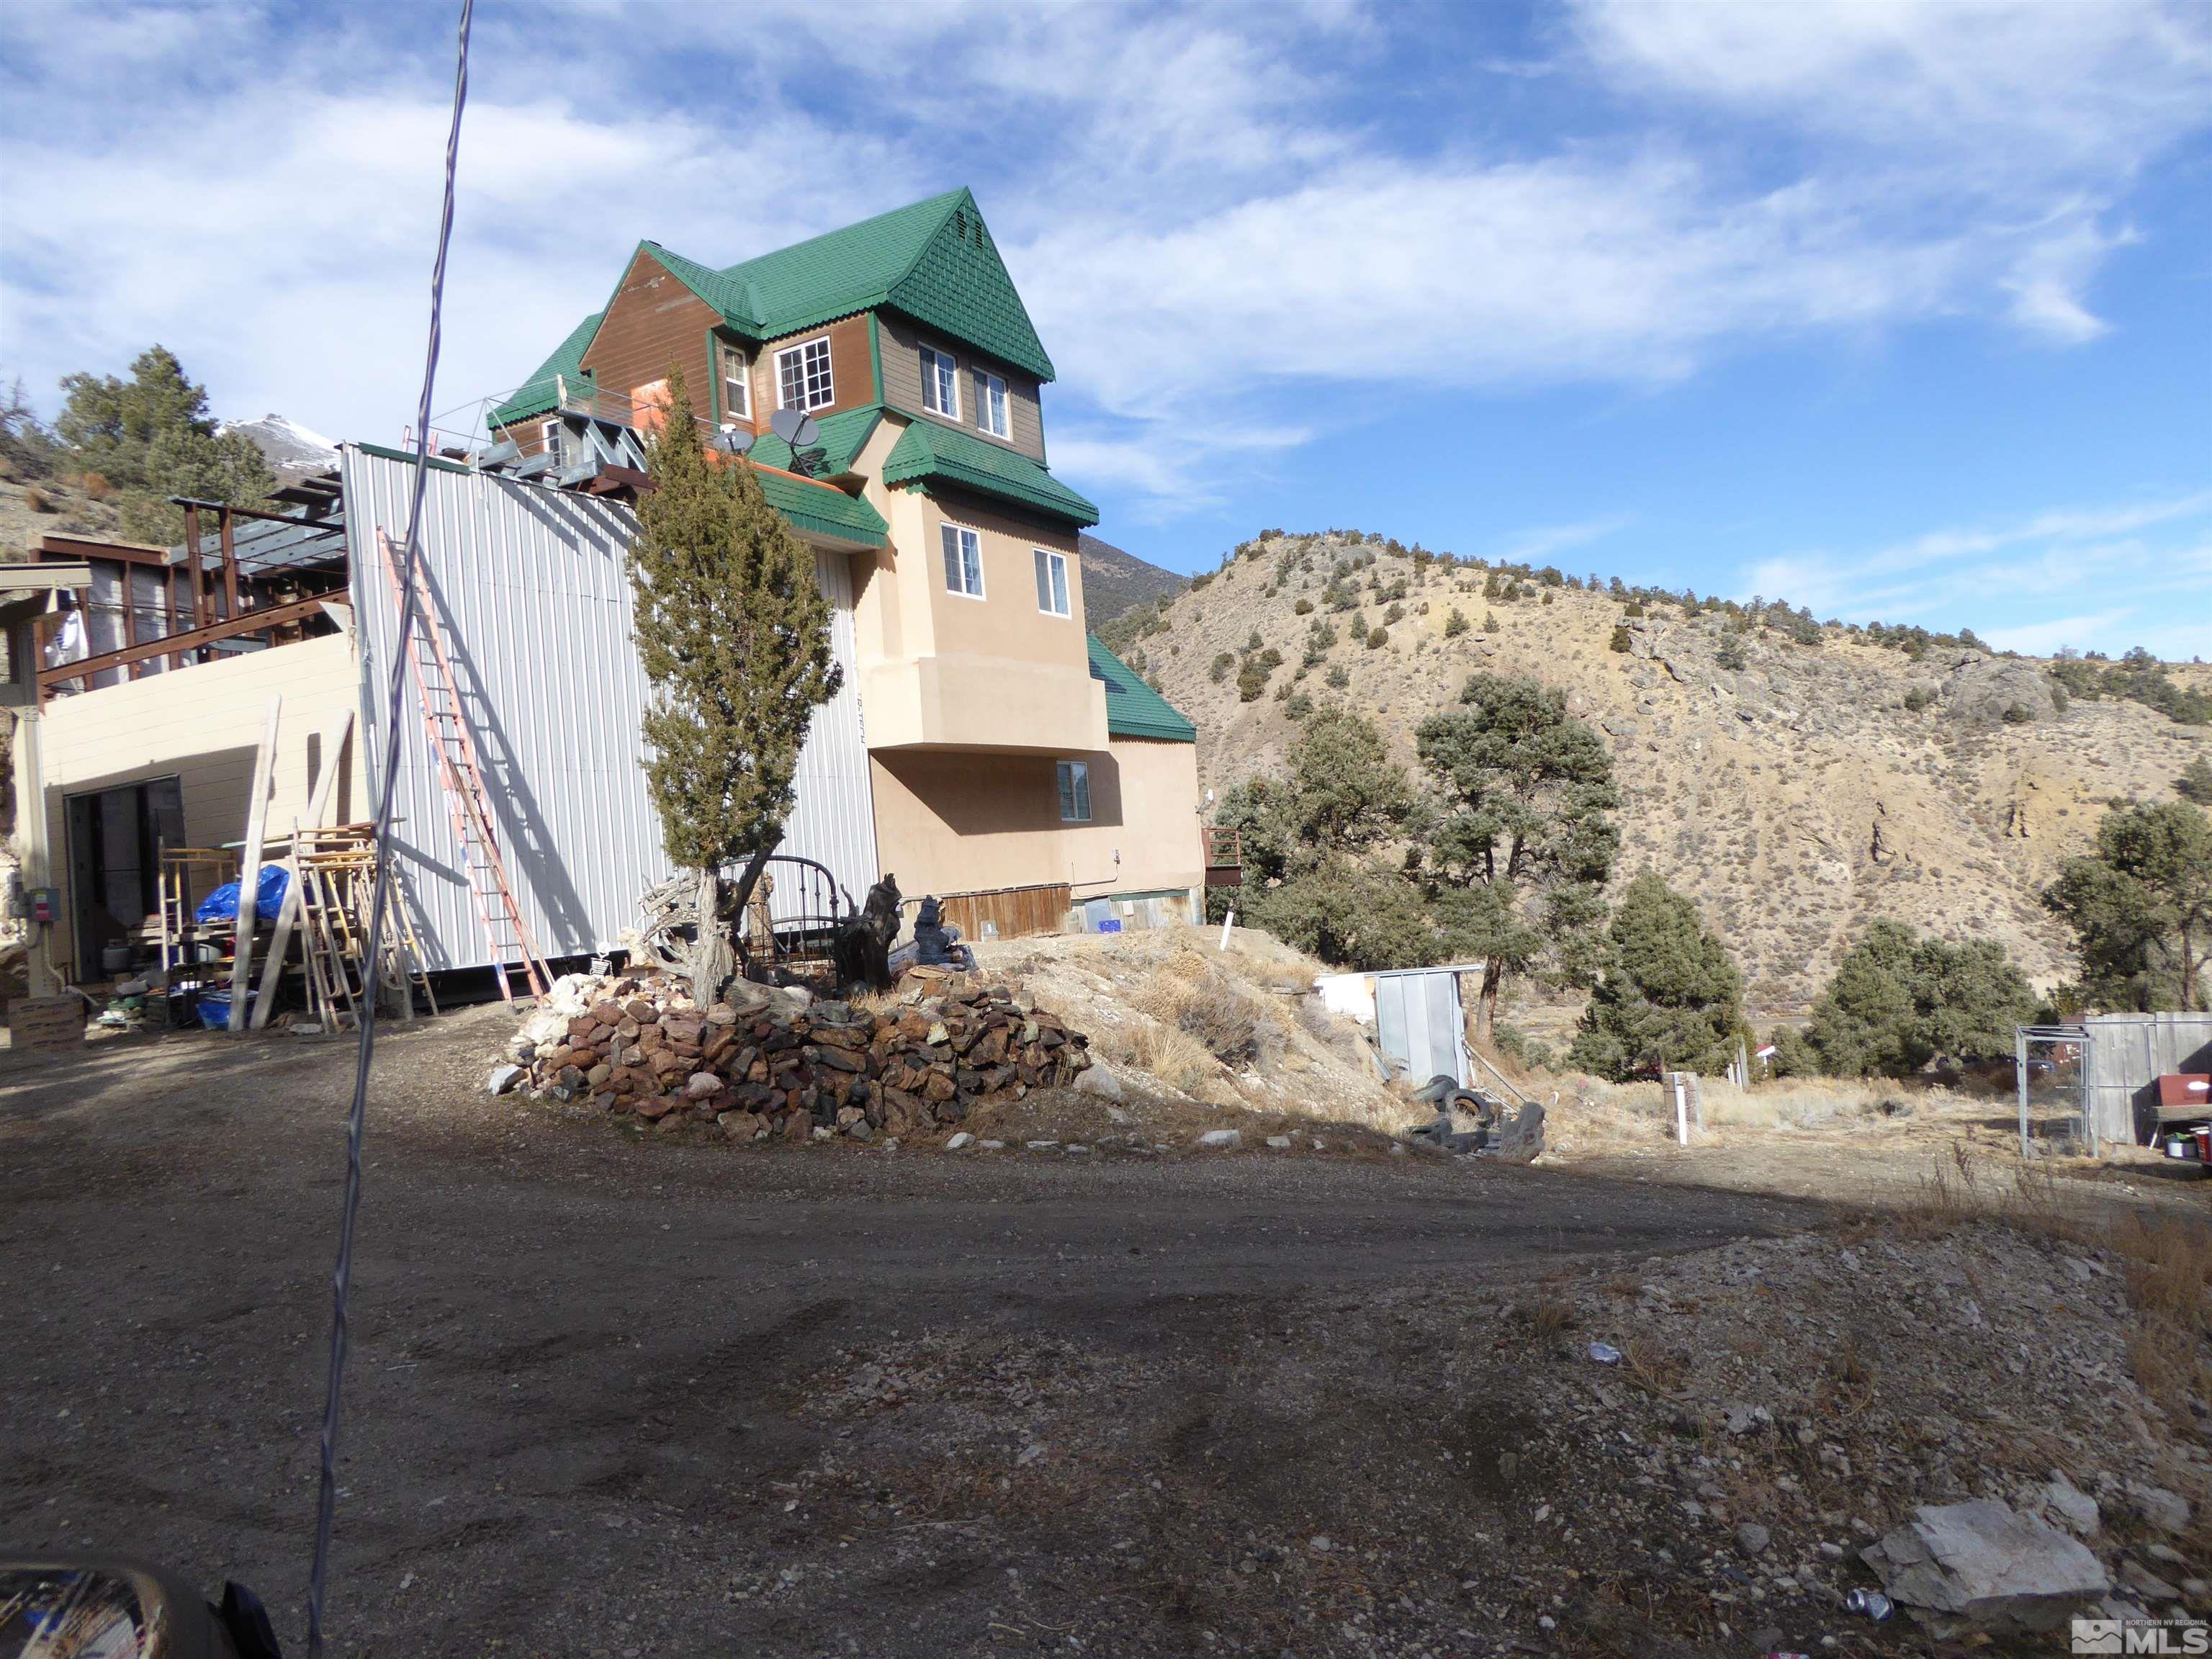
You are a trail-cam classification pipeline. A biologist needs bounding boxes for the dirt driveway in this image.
[4,1011,1832,1656]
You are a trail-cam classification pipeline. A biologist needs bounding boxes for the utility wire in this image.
[305,0,472,1650]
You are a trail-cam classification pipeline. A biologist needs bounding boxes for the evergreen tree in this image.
[1801,920,2036,1074]
[1213,708,1434,968]
[1444,607,1469,638]
[1569,873,1745,1079]
[629,367,841,999]
[1415,674,1619,1041]
[53,345,273,541]
[2177,756,2212,806]
[2043,799,2212,1011]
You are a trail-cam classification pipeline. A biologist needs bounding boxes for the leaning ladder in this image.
[374,529,549,1002]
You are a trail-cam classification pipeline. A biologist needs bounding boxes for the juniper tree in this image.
[2043,799,2212,1012]
[1415,674,1619,1042]
[1568,873,1744,1080]
[629,367,840,1000]
[54,344,272,541]
[1799,920,2036,1074]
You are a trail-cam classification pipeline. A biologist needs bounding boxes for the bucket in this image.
[196,992,232,1031]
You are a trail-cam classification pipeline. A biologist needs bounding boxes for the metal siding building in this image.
[339,446,877,974]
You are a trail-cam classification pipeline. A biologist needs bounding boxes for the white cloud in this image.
[1494,515,1632,565]
[1737,494,2212,657]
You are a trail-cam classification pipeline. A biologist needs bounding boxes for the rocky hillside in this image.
[1076,533,1185,624]
[1129,534,2209,1010]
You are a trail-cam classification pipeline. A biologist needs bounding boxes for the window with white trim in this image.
[940,523,985,598]
[540,419,566,465]
[976,370,1010,439]
[920,346,960,418]
[1033,548,1070,616]
[1056,760,1092,824]
[775,336,834,410]
[719,341,750,423]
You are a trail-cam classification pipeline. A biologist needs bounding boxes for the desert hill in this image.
[1118,534,2208,1012]
[1076,533,1187,624]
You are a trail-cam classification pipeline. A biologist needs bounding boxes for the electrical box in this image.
[27,886,58,925]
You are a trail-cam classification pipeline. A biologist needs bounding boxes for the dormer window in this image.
[719,341,750,424]
[976,371,1010,440]
[921,346,960,419]
[775,336,834,411]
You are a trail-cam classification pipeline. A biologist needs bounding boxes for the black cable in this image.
[305,1,472,1650]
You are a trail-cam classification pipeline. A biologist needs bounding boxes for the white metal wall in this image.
[340,447,877,974]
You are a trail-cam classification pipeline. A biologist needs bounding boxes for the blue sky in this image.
[3,1,2207,656]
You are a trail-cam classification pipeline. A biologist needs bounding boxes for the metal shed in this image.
[339,445,878,976]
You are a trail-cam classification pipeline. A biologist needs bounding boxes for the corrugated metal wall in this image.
[339,447,877,974]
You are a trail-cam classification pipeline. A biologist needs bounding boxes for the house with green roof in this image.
[492,189,1203,927]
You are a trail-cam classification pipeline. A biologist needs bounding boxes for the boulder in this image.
[1075,1065,1124,1102]
[1198,1129,1241,1149]
[486,1064,524,1096]
[1861,1501,2109,1637]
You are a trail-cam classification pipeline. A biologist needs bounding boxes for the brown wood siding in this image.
[580,249,725,423]
[935,883,1071,941]
[752,314,873,423]
[877,313,1046,462]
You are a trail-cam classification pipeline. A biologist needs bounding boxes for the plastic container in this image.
[195,992,232,1031]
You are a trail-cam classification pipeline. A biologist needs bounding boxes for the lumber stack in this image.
[508,969,1092,1142]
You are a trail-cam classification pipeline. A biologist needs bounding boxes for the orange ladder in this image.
[374,529,549,1002]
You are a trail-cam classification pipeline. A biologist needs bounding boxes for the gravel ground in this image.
[0,1008,1830,1655]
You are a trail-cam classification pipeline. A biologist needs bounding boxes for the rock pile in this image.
[505,969,1094,1143]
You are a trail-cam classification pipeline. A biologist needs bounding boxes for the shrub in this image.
[24,486,53,513]
[2002,702,2035,724]
[1285,691,1313,719]
[1903,687,1933,712]
[1210,651,1234,683]
[1622,601,1645,619]
[1483,611,1501,634]
[1326,663,1349,689]
[1444,607,1469,638]
[1246,629,1265,653]
[1293,597,1313,615]
[1715,632,1748,671]
[1237,660,1271,701]
[1384,601,1404,625]
[1365,626,1388,649]
[1608,624,1632,654]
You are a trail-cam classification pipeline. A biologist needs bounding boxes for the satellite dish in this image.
[769,408,820,449]
[716,428,755,456]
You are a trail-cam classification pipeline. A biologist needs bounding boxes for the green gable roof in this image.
[495,190,1056,431]
[491,310,602,426]
[1088,635,1195,743]
[718,189,1054,380]
[744,405,881,477]
[745,464,888,549]
[881,411,1099,526]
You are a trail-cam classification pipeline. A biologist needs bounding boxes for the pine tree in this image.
[1568,873,1744,1080]
[54,345,273,541]
[629,367,841,1000]
[1415,675,1619,1041]
[1801,920,2036,1074]
[2043,799,2212,1011]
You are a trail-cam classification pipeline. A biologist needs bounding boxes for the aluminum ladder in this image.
[374,529,549,1002]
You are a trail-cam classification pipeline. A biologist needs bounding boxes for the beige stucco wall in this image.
[40,632,361,976]
[849,416,1103,753]
[870,734,1200,903]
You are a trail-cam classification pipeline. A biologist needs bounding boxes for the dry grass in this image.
[1129,950,1271,1068]
[1119,1018,1217,1096]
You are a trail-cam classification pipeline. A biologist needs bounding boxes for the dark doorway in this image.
[64,776,185,971]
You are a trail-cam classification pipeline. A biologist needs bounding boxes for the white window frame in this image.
[539,419,565,464]
[1057,760,1092,824]
[718,341,750,424]
[977,370,1010,439]
[775,336,835,411]
[940,523,986,600]
[1033,548,1070,617]
[920,345,961,420]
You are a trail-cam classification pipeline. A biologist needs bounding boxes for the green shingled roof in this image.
[881,411,1099,526]
[490,310,602,426]
[1088,635,1196,743]
[744,405,881,477]
[746,464,888,549]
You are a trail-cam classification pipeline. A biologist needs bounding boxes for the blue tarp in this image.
[194,864,289,925]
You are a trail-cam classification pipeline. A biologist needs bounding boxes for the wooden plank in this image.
[220,508,242,621]
[250,709,354,1030]
[184,504,204,638]
[36,592,343,687]
[225,695,282,1032]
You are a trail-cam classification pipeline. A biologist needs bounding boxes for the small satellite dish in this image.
[768,408,821,449]
[716,428,755,456]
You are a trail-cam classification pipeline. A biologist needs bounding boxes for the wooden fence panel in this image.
[935,884,1072,943]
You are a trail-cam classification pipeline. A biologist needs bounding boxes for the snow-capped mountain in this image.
[217,413,340,483]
